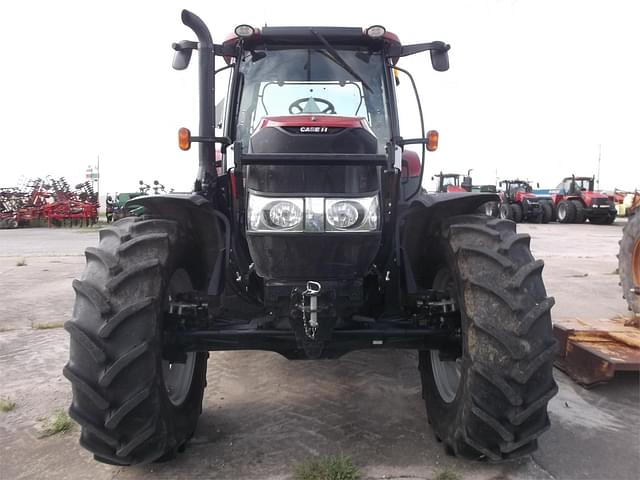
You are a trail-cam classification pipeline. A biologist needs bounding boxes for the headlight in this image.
[326,196,379,231]
[269,201,303,228]
[247,193,379,232]
[248,194,304,232]
[327,201,359,229]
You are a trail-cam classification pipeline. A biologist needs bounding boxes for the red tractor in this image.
[552,175,616,224]
[433,171,498,216]
[433,171,472,193]
[498,179,553,223]
[65,11,556,466]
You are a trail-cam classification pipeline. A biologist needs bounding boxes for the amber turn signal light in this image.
[426,130,439,152]
[178,127,191,151]
[393,68,400,86]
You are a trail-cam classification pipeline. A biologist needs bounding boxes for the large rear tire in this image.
[64,217,207,465]
[419,216,557,461]
[510,204,523,223]
[619,214,640,314]
[571,200,586,223]
[540,202,552,224]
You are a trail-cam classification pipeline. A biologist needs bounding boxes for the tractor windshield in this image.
[442,176,459,187]
[235,48,391,153]
[574,178,593,191]
[511,182,531,193]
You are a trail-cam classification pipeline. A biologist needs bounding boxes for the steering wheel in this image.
[288,97,336,114]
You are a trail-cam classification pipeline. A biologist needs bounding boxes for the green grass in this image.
[294,454,360,480]
[16,257,27,266]
[434,469,462,480]
[41,410,73,436]
[32,321,64,330]
[0,398,17,412]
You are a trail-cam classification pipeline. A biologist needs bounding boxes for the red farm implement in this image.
[0,177,99,228]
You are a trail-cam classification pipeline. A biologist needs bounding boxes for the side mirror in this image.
[537,182,540,188]
[172,49,192,71]
[172,40,197,71]
[430,47,449,72]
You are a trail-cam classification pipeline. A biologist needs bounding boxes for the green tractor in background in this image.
[107,180,170,222]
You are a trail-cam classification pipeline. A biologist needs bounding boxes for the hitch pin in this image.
[304,281,322,331]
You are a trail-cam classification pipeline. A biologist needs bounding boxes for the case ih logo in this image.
[299,126,329,133]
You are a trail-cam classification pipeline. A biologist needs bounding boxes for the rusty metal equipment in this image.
[553,317,640,386]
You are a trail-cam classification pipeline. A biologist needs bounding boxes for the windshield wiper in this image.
[310,28,373,93]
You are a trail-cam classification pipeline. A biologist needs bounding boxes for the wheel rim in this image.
[162,269,196,407]
[430,350,462,403]
[485,204,493,216]
[431,268,462,403]
[558,204,566,221]
[163,353,196,406]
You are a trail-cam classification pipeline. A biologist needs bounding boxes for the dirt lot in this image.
[0,222,638,480]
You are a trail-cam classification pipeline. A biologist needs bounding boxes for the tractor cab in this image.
[500,179,536,201]
[433,172,471,192]
[560,176,594,195]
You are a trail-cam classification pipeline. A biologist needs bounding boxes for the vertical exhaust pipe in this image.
[181,10,217,183]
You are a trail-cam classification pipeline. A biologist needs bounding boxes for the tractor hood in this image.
[244,114,382,282]
[582,191,609,200]
[516,192,539,201]
[581,191,611,207]
[246,115,380,195]
[249,115,378,157]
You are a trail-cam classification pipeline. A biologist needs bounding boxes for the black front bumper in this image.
[585,205,616,217]
[170,326,457,359]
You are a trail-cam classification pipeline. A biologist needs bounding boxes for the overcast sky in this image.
[1,0,638,196]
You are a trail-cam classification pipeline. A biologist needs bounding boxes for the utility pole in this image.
[596,144,601,190]
[96,155,100,201]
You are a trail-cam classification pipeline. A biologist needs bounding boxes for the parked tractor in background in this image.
[65,11,556,466]
[433,170,498,216]
[552,175,616,224]
[433,171,472,193]
[498,179,553,223]
[110,180,171,221]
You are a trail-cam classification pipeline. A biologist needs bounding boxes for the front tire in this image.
[64,217,207,465]
[510,204,523,223]
[419,216,557,461]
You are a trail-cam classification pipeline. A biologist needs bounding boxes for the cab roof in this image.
[224,26,401,50]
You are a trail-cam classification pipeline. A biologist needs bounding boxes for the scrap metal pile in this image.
[0,177,98,228]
